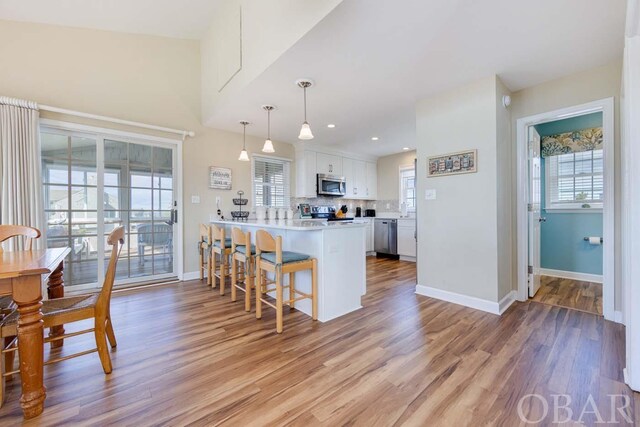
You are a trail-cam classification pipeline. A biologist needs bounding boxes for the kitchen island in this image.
[210,219,367,322]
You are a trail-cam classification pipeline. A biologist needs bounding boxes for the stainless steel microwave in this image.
[317,174,346,197]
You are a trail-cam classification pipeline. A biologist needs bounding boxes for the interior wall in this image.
[0,19,295,275]
[510,59,622,307]
[535,113,604,276]
[376,150,416,212]
[416,76,501,303]
[495,77,514,301]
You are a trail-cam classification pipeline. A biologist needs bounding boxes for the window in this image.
[545,149,603,210]
[399,165,416,212]
[252,156,291,208]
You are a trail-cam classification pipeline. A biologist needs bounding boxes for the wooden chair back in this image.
[231,227,250,250]
[255,230,282,264]
[96,226,125,312]
[0,225,41,252]
[211,224,225,243]
[199,224,211,244]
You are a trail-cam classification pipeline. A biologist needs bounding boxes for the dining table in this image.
[0,246,70,419]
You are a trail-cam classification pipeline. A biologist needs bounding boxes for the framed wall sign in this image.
[209,166,232,189]
[427,149,477,177]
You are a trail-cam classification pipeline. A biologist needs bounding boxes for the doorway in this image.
[516,98,615,320]
[40,120,182,291]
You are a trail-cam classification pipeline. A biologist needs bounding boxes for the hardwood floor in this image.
[532,275,603,316]
[0,257,636,425]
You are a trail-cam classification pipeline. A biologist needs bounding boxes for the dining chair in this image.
[0,226,125,407]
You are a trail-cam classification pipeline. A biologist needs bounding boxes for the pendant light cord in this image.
[243,123,246,149]
[304,86,307,122]
[268,108,271,139]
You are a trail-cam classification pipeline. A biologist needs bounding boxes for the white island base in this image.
[210,219,367,322]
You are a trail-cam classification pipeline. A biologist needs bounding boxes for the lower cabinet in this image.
[397,219,416,259]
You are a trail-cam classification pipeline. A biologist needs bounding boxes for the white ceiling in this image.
[205,0,626,157]
[0,0,217,39]
[0,0,626,157]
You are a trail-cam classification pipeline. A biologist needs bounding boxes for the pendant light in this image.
[262,105,275,153]
[238,120,250,161]
[296,79,314,140]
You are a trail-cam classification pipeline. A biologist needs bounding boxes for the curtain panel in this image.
[540,127,603,158]
[0,96,43,250]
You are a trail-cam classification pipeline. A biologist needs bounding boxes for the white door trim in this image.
[515,97,616,322]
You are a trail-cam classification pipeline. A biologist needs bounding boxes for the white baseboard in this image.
[182,271,200,281]
[540,268,603,284]
[415,285,516,315]
[399,255,416,263]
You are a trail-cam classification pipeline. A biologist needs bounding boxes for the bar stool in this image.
[198,224,212,284]
[211,224,232,295]
[230,227,255,312]
[255,230,317,333]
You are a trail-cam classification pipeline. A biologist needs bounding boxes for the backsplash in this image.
[291,198,402,213]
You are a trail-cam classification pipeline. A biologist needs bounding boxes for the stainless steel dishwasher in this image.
[374,219,398,255]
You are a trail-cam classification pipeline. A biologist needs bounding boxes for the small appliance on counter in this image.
[311,205,353,222]
[355,207,362,217]
[364,209,376,217]
[299,203,312,219]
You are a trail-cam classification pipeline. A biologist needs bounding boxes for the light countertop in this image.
[210,218,367,231]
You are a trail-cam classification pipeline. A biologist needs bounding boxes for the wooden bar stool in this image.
[198,224,212,284]
[255,230,317,334]
[230,227,256,312]
[210,224,232,295]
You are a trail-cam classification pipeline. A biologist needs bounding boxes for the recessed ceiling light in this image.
[327,124,336,128]
[371,137,379,141]
[402,147,410,150]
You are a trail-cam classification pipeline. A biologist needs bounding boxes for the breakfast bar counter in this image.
[210,219,367,322]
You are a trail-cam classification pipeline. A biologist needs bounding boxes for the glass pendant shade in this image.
[238,149,250,161]
[238,120,250,161]
[298,121,314,140]
[262,138,275,153]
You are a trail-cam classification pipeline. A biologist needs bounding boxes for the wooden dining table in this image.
[0,247,70,419]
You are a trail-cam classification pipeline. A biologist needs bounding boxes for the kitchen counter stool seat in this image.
[255,230,317,334]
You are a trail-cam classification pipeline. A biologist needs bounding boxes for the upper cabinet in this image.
[316,153,342,176]
[295,148,377,200]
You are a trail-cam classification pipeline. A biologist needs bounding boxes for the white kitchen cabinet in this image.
[365,161,378,199]
[397,219,416,259]
[360,218,375,253]
[316,153,343,176]
[295,150,317,197]
[342,157,355,198]
[353,160,366,199]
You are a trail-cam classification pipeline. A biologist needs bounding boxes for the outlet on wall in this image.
[215,196,221,207]
[425,189,437,200]
[191,195,200,204]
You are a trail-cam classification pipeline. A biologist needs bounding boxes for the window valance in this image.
[541,127,603,158]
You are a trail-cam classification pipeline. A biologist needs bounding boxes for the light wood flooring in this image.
[532,275,603,316]
[0,258,636,426]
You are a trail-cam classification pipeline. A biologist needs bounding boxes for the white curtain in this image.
[0,96,43,250]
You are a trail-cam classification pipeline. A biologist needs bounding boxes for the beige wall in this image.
[0,19,295,274]
[510,59,622,308]
[416,76,501,302]
[376,150,416,202]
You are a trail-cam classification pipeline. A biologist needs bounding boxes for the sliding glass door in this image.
[41,126,179,290]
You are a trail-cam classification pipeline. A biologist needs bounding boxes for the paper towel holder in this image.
[584,237,603,243]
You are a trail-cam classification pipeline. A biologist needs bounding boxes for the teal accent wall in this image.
[535,112,602,137]
[536,112,603,276]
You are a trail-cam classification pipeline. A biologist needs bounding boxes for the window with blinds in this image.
[545,149,603,210]
[252,156,291,208]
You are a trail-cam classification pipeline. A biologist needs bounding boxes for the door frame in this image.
[40,118,184,284]
[515,97,616,321]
